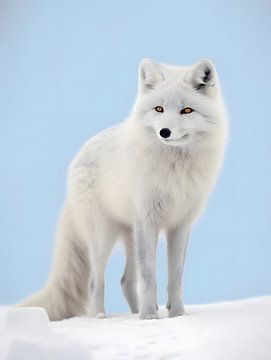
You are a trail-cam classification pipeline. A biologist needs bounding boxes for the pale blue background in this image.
[0,0,270,313]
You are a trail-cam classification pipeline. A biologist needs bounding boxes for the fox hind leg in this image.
[88,219,117,317]
[121,227,139,313]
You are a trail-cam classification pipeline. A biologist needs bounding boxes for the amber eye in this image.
[154,106,164,113]
[181,107,193,115]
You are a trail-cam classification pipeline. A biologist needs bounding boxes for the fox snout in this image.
[159,128,171,138]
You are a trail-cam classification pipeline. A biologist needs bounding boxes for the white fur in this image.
[19,59,228,320]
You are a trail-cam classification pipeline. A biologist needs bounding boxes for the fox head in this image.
[131,59,227,148]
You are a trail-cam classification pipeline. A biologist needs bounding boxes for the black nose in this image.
[159,128,171,138]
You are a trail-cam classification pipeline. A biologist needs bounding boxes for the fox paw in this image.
[167,302,185,318]
[96,312,106,319]
[140,312,159,320]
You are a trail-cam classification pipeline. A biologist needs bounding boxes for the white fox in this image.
[19,59,228,320]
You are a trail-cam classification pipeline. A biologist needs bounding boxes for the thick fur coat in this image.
[19,59,228,320]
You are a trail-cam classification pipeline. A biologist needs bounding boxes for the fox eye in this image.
[154,106,164,113]
[181,107,193,115]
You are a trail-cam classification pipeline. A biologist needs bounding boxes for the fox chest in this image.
[101,152,212,228]
[134,161,206,227]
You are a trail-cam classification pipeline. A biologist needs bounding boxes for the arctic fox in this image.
[19,59,227,320]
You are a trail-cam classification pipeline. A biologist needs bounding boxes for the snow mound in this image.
[1,296,271,360]
[0,307,89,360]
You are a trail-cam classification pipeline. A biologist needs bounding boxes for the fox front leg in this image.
[166,225,190,317]
[134,219,159,319]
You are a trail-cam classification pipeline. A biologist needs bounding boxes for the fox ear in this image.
[191,59,218,98]
[139,59,165,93]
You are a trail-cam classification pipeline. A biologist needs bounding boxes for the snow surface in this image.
[0,296,271,360]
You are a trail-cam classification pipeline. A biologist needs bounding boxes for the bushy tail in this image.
[18,204,90,321]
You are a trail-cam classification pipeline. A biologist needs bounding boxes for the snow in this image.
[0,296,271,360]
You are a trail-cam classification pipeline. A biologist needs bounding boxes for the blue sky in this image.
[0,0,270,313]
